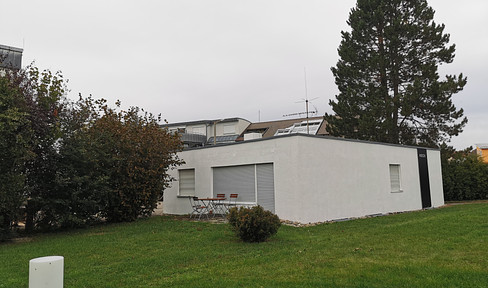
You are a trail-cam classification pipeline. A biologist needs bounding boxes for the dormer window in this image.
[223,124,236,135]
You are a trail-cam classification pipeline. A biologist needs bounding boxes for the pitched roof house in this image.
[238,116,328,141]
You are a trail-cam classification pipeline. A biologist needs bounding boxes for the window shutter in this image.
[257,164,275,213]
[213,165,255,202]
[179,169,195,196]
[389,164,401,192]
[223,124,235,135]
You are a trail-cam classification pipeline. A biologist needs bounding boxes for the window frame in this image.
[178,169,196,197]
[223,124,236,135]
[389,164,403,193]
[191,125,206,135]
[212,163,275,212]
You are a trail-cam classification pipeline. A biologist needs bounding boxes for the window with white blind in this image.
[223,124,236,135]
[389,164,402,193]
[179,169,195,196]
[192,126,206,135]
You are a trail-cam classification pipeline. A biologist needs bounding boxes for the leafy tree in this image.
[326,0,467,147]
[21,65,67,231]
[49,96,109,228]
[43,95,184,226]
[90,102,183,222]
[1,62,184,233]
[0,71,32,239]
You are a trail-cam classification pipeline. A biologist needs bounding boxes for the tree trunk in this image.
[25,202,35,233]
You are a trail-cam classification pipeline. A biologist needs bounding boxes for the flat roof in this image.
[161,117,250,128]
[0,44,23,53]
[183,132,440,152]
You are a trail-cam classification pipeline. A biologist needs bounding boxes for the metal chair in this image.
[214,193,227,215]
[189,196,206,219]
[227,194,239,210]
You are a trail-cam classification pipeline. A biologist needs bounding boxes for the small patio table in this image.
[198,197,226,218]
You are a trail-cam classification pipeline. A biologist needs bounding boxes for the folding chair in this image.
[189,196,206,219]
[214,193,227,216]
[227,194,239,210]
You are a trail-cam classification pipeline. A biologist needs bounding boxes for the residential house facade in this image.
[164,134,444,224]
[162,118,251,148]
[0,44,23,73]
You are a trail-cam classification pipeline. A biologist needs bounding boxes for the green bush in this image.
[1,66,184,235]
[227,206,281,243]
[441,145,488,201]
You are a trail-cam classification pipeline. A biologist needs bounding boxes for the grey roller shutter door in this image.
[257,164,275,213]
[213,165,255,203]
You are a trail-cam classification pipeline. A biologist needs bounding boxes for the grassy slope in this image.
[1,203,487,288]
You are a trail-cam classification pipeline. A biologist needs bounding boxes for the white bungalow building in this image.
[163,134,444,223]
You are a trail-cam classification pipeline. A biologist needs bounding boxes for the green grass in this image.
[1,203,487,288]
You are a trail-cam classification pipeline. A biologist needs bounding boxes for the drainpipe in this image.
[306,99,309,134]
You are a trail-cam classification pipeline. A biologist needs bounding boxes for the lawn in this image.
[1,203,487,287]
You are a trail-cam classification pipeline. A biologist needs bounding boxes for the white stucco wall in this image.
[164,135,444,223]
[271,136,425,223]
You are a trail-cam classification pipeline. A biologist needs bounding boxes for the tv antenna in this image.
[282,68,319,134]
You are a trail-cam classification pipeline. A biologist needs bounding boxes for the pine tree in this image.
[326,0,467,147]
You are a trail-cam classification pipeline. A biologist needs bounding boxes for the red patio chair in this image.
[214,194,227,215]
[189,196,207,219]
[228,194,238,209]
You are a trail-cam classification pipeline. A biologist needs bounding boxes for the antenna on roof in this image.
[283,111,317,118]
[282,68,319,134]
[304,67,308,100]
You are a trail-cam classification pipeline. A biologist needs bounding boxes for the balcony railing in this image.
[180,133,207,145]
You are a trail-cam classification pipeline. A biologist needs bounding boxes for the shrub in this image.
[441,145,488,201]
[227,206,281,243]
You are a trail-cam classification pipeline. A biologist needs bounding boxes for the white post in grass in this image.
[29,256,64,288]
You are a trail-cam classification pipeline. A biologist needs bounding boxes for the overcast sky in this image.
[2,0,487,149]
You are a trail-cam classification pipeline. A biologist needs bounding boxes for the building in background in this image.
[238,116,328,141]
[162,118,251,148]
[0,44,23,73]
[163,116,330,149]
[476,144,488,163]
